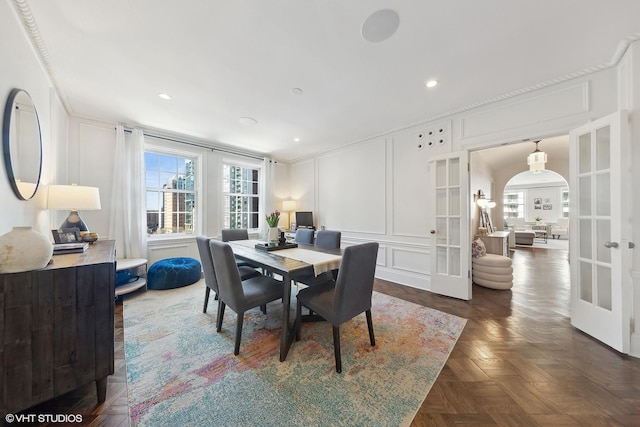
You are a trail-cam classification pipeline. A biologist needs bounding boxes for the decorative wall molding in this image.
[460,82,589,143]
[11,0,71,114]
[322,35,640,150]
[390,247,430,275]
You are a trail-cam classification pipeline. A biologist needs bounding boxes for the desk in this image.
[228,240,341,361]
[479,231,511,256]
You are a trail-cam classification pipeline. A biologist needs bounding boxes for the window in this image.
[145,151,196,236]
[223,163,259,229]
[561,188,569,218]
[503,191,524,219]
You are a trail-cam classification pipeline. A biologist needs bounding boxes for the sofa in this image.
[514,230,535,245]
[552,217,569,239]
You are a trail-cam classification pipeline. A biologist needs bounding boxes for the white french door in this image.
[429,151,471,300]
[569,111,632,353]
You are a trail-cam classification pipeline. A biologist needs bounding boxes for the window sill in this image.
[147,234,196,246]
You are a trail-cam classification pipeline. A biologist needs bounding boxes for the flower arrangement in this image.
[265,210,280,227]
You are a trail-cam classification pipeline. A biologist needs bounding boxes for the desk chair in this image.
[295,242,379,373]
[196,236,261,314]
[209,240,285,355]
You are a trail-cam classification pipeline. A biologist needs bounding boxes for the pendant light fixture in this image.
[527,140,547,173]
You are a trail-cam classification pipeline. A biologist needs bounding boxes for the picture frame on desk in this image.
[51,228,80,243]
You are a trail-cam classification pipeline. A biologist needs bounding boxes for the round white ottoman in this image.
[472,254,513,290]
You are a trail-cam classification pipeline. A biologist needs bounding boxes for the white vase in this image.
[268,227,279,243]
[0,226,53,273]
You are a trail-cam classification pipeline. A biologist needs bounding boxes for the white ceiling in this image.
[16,1,640,161]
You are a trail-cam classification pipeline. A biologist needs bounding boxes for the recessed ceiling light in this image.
[238,117,258,125]
[425,80,438,88]
[361,9,400,43]
[294,137,301,142]
[158,93,172,100]
[291,88,303,96]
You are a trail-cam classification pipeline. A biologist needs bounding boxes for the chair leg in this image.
[332,325,342,373]
[366,310,375,346]
[216,301,226,332]
[295,298,302,341]
[234,311,245,355]
[260,304,267,314]
[203,287,210,313]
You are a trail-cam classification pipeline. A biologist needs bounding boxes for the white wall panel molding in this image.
[390,247,430,275]
[317,139,386,234]
[460,82,590,147]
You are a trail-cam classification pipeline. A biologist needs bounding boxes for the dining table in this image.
[227,239,342,361]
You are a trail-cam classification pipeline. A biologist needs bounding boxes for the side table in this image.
[115,258,148,297]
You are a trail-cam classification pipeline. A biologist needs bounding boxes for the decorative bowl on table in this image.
[82,232,99,243]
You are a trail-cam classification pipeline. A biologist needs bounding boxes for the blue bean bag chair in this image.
[148,257,202,290]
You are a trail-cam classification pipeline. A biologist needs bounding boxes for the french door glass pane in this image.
[595,126,610,170]
[595,173,610,216]
[449,218,460,245]
[579,176,591,215]
[579,219,592,259]
[436,189,446,215]
[448,158,460,186]
[437,247,447,273]
[436,218,447,244]
[449,248,460,276]
[579,133,591,174]
[579,261,593,303]
[597,265,612,311]
[596,219,611,263]
[449,188,460,215]
[435,160,446,187]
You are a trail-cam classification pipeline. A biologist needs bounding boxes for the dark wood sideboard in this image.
[0,240,115,415]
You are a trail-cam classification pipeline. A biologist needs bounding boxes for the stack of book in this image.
[53,242,89,255]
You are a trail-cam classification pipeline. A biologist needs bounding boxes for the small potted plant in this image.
[265,210,280,243]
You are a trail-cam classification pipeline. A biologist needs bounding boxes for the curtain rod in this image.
[121,128,266,161]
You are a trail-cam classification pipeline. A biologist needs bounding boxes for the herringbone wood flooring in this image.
[16,246,640,426]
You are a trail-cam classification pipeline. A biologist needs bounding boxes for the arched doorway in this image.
[503,169,569,247]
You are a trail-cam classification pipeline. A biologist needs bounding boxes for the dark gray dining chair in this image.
[221,228,249,242]
[295,242,379,373]
[295,228,314,244]
[315,230,341,249]
[221,228,256,268]
[196,236,261,314]
[209,240,285,355]
[296,229,341,288]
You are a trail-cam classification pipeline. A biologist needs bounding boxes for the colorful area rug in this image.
[123,281,466,426]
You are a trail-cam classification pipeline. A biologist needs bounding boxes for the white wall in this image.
[0,2,65,240]
[290,62,620,295]
[621,42,640,357]
[469,153,494,235]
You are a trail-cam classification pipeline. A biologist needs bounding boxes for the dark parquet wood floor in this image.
[14,246,640,426]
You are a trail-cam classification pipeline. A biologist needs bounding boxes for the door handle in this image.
[430,230,436,234]
[604,241,619,248]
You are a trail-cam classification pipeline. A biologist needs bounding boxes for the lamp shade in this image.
[282,200,296,211]
[48,184,101,210]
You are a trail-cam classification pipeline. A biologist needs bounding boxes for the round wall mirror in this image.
[2,88,42,200]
